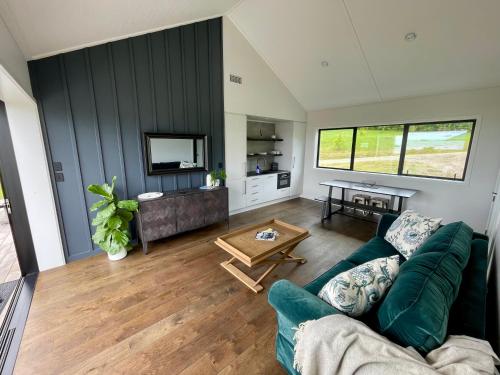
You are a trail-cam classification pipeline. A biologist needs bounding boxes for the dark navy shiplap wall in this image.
[28,18,224,261]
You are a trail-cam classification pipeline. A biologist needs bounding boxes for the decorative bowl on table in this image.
[138,192,163,201]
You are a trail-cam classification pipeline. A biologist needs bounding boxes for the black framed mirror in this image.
[144,133,208,175]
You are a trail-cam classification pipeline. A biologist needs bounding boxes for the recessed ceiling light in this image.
[404,32,417,42]
[321,61,329,67]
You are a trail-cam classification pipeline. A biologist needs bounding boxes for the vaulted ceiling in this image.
[0,0,240,58]
[228,0,500,110]
[1,0,499,111]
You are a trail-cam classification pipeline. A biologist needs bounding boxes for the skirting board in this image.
[229,195,303,216]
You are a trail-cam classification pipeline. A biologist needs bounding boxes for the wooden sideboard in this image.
[136,187,228,254]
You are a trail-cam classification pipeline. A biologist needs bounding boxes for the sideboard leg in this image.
[143,241,149,255]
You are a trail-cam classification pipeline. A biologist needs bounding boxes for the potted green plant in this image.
[216,169,227,186]
[87,176,138,261]
[208,169,227,187]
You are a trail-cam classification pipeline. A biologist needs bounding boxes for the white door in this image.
[486,169,500,278]
[291,122,306,196]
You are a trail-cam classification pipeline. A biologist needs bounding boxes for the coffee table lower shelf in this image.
[220,248,307,293]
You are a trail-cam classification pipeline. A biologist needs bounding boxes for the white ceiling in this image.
[1,0,499,110]
[0,0,240,59]
[229,0,500,110]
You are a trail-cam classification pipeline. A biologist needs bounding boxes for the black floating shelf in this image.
[247,138,283,142]
[247,154,283,158]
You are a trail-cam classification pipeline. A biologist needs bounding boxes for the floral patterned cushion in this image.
[384,210,442,259]
[317,256,400,317]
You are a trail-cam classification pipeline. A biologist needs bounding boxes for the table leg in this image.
[340,187,345,212]
[327,186,333,218]
[397,197,404,213]
[220,244,306,293]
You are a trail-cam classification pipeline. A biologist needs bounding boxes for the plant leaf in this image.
[117,200,138,212]
[88,184,112,199]
[90,199,108,212]
[102,176,117,196]
[99,233,112,253]
[91,203,116,226]
[112,229,130,247]
[117,209,133,223]
[92,226,107,244]
[107,215,122,230]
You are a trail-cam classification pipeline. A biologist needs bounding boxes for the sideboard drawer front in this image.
[175,193,205,232]
[139,197,177,241]
[205,189,228,225]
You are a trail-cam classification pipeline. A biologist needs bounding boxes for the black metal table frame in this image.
[322,184,413,223]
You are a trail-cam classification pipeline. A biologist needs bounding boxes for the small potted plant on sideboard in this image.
[87,176,138,261]
[208,169,227,187]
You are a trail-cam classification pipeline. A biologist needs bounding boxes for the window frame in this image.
[316,127,357,171]
[316,119,476,182]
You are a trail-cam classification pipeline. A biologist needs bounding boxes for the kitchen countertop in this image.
[246,170,290,177]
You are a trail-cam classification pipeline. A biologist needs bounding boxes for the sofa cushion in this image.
[384,210,442,259]
[448,238,488,339]
[377,221,473,353]
[318,256,400,317]
[347,236,404,266]
[304,260,358,295]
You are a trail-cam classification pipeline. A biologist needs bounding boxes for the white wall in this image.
[0,65,65,270]
[223,16,305,122]
[303,87,500,232]
[0,17,31,96]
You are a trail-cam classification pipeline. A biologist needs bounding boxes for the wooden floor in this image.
[15,198,376,375]
[0,207,21,284]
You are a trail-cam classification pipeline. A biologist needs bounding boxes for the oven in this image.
[277,172,291,189]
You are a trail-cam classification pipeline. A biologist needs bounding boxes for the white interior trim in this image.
[0,64,66,270]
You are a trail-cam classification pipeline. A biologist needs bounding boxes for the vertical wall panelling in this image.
[107,44,129,198]
[29,18,224,261]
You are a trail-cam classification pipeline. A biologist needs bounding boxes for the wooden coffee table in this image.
[215,219,310,293]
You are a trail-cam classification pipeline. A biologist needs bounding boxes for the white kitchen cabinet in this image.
[275,121,306,197]
[225,113,247,212]
[276,187,291,199]
[290,122,306,196]
[226,178,246,212]
[224,113,247,180]
[246,174,278,206]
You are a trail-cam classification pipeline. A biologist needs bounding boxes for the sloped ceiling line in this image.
[226,13,305,112]
[341,0,383,102]
[0,0,30,57]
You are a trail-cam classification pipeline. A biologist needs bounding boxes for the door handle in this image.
[243,180,246,195]
[292,156,296,169]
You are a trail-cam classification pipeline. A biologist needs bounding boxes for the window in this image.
[353,125,404,175]
[402,122,474,180]
[316,120,475,181]
[317,128,354,169]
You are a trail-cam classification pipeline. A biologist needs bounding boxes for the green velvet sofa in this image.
[268,214,489,375]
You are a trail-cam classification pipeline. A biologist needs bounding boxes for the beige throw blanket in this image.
[293,314,499,375]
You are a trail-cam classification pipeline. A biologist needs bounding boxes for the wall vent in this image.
[230,74,242,84]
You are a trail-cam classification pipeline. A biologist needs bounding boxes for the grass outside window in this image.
[353,125,404,175]
[317,128,354,169]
